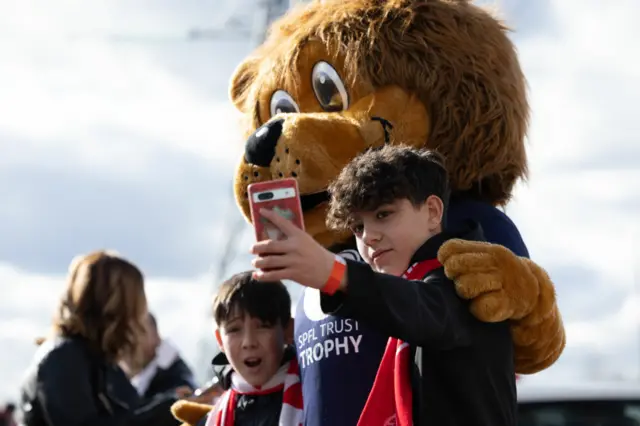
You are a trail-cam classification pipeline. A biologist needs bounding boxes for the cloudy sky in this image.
[0,0,638,402]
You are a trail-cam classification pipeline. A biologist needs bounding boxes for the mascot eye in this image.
[312,61,349,112]
[269,90,300,116]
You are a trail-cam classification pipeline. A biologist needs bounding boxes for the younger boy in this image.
[251,145,516,426]
[200,271,303,426]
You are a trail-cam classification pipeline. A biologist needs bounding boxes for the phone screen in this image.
[250,183,304,241]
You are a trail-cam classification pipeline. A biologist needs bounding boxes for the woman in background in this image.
[20,250,180,426]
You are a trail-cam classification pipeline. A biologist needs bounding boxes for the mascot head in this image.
[229,0,528,248]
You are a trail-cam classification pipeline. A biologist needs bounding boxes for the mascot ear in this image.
[229,56,260,113]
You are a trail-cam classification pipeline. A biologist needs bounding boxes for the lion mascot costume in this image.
[173,0,565,424]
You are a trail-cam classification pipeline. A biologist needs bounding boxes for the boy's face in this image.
[351,197,443,276]
[215,310,290,388]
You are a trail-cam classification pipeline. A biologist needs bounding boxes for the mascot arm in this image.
[437,240,566,374]
[171,400,214,426]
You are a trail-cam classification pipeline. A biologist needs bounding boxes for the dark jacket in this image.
[195,346,296,426]
[19,336,180,426]
[322,221,517,426]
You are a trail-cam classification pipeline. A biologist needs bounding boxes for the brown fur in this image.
[218,0,563,397]
[438,239,566,371]
[171,400,212,426]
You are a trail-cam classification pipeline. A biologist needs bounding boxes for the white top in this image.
[130,339,180,396]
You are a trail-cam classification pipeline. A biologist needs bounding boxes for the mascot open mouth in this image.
[300,191,329,212]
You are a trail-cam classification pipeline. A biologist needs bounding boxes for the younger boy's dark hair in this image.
[213,271,291,328]
[327,144,450,230]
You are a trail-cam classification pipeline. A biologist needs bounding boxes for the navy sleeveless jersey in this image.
[294,198,530,426]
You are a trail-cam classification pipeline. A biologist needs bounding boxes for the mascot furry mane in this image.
[231,0,528,215]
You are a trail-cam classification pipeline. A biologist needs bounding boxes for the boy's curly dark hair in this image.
[326,144,450,230]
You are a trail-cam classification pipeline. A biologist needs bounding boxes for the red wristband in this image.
[322,255,346,295]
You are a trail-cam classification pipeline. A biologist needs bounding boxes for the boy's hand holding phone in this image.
[251,208,339,292]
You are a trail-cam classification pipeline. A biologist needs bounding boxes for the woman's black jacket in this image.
[19,335,180,426]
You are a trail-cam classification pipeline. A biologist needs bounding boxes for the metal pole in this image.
[209,0,281,295]
[194,0,291,385]
[634,225,639,382]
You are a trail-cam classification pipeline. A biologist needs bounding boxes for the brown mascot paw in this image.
[438,239,567,374]
[171,400,214,426]
[438,239,539,322]
[513,314,566,374]
[511,260,566,373]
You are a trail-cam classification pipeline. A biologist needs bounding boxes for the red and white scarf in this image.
[205,359,303,426]
[357,258,442,426]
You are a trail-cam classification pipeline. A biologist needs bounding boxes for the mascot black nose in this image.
[244,118,284,167]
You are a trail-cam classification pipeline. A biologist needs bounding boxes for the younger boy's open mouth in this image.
[244,357,262,368]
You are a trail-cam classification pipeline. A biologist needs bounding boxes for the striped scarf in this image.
[206,359,303,426]
[357,258,443,426]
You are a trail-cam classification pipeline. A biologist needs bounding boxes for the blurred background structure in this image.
[190,0,305,385]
